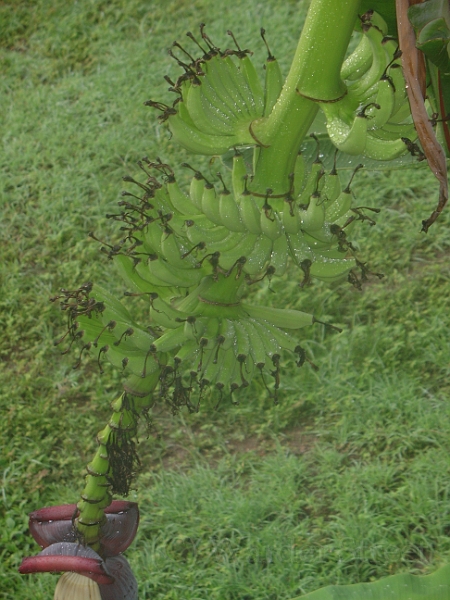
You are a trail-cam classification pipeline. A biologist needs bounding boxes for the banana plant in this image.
[19,0,449,598]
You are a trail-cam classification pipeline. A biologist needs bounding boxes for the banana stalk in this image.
[28,4,422,597]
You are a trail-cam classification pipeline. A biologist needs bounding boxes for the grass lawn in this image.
[1,1,450,599]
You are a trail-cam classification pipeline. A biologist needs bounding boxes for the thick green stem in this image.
[251,0,361,194]
[251,95,318,194]
[292,0,361,102]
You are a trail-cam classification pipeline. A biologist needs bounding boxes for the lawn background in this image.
[2,1,450,598]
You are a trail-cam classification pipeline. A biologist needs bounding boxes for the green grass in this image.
[2,1,450,598]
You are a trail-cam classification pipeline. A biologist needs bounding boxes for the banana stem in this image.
[76,382,158,551]
[290,0,361,102]
[251,95,318,194]
[252,0,361,193]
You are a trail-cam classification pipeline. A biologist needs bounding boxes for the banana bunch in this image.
[55,278,316,407]
[146,26,282,155]
[54,22,391,407]
[320,10,417,160]
[56,150,373,405]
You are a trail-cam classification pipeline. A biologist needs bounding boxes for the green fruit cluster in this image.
[56,18,403,406]
[322,10,416,159]
[149,16,416,163]
[146,26,281,155]
[57,148,372,406]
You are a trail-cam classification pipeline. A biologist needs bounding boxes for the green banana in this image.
[149,257,203,288]
[67,19,390,409]
[199,347,218,386]
[243,234,273,275]
[213,345,231,390]
[364,134,409,160]
[123,371,160,397]
[263,321,298,353]
[176,96,197,128]
[384,64,409,117]
[203,228,247,255]
[189,171,206,210]
[151,325,188,353]
[260,205,282,240]
[185,220,229,246]
[297,160,324,203]
[300,191,326,232]
[218,318,237,351]
[218,186,247,232]
[114,254,163,296]
[348,21,388,101]
[149,296,190,329]
[309,257,356,282]
[185,80,235,136]
[251,319,281,360]
[238,53,265,115]
[201,182,223,226]
[140,220,165,255]
[217,54,253,115]
[286,231,314,265]
[239,193,263,234]
[174,338,200,365]
[341,32,372,81]
[234,319,250,362]
[218,233,258,271]
[241,352,255,387]
[241,319,266,368]
[167,175,200,216]
[367,78,395,129]
[322,109,368,155]
[325,188,353,222]
[292,153,306,197]
[159,231,192,269]
[199,316,221,350]
[314,246,348,260]
[90,319,149,355]
[103,344,157,378]
[282,204,301,235]
[221,53,258,117]
[231,153,248,196]
[269,233,289,276]
[199,72,240,122]
[261,29,283,116]
[241,303,314,329]
[369,121,416,141]
[321,164,341,209]
[168,112,235,155]
[200,54,243,119]
[87,285,132,322]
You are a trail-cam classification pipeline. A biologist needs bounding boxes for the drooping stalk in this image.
[76,4,364,547]
[251,0,361,193]
[76,377,158,550]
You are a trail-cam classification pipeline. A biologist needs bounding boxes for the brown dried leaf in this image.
[396,0,448,231]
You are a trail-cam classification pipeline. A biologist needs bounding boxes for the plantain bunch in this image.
[321,10,416,160]
[146,25,279,156]
[56,149,379,409]
[149,15,416,162]
[56,16,409,407]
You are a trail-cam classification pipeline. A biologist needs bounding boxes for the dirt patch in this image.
[138,415,319,474]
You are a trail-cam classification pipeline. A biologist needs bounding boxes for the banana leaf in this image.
[293,565,450,600]
[408,0,450,73]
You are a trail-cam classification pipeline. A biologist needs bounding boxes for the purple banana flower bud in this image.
[19,501,139,600]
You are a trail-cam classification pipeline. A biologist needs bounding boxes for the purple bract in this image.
[19,501,139,600]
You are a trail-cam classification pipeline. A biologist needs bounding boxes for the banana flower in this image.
[19,501,138,600]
